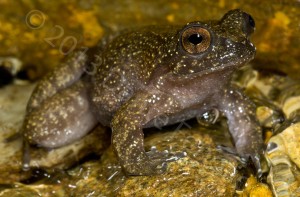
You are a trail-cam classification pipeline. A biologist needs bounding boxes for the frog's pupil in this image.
[188,33,203,45]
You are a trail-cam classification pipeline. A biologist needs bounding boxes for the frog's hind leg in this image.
[23,81,98,149]
[27,51,87,112]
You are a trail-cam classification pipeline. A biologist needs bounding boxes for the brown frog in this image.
[22,9,264,176]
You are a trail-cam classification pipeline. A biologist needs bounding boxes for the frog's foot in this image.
[240,153,263,179]
[22,140,31,171]
[217,145,263,178]
[123,147,186,176]
[3,132,22,143]
[147,146,186,162]
[217,145,242,162]
[238,142,266,178]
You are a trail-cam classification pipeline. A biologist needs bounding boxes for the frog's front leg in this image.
[218,87,264,173]
[111,90,183,175]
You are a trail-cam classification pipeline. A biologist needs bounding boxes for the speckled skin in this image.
[22,9,264,175]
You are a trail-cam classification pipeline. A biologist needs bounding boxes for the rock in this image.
[0,83,34,183]
[266,122,300,196]
[0,127,242,196]
[237,175,272,197]
[30,127,241,196]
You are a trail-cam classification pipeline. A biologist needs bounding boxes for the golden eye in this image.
[181,26,211,54]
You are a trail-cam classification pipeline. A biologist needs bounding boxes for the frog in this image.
[22,9,264,176]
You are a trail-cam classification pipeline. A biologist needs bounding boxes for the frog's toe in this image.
[146,146,187,162]
[217,145,238,155]
[148,159,168,175]
[217,145,263,178]
[251,154,263,178]
[123,147,186,176]
[146,147,186,173]
[241,153,263,178]
[146,146,169,159]
[22,140,31,171]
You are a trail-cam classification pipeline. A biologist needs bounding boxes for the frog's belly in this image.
[144,105,211,129]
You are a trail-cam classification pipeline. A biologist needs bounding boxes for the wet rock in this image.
[120,129,240,196]
[59,128,241,196]
[0,83,34,183]
[0,127,241,196]
[68,128,239,196]
[0,184,62,197]
[237,175,272,197]
[266,122,300,196]
[277,83,300,120]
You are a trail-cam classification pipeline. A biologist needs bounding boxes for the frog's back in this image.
[95,26,180,81]
[89,26,180,125]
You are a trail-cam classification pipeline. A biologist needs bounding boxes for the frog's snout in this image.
[220,9,256,41]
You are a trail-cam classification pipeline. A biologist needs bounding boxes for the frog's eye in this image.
[181,26,211,54]
[248,14,255,29]
[242,13,255,35]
